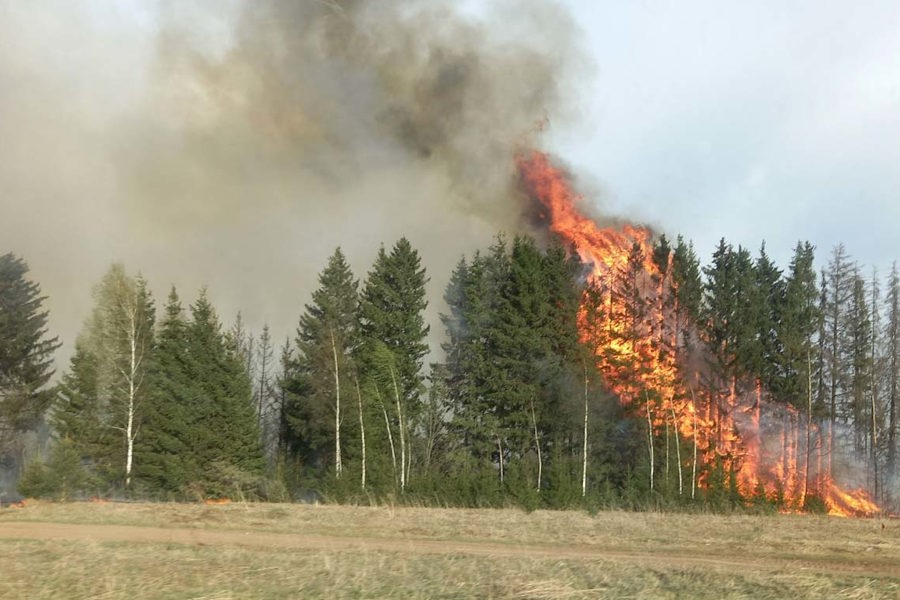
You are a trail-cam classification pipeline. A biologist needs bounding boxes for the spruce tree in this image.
[359,238,429,407]
[0,253,60,439]
[778,242,820,409]
[286,248,359,481]
[885,263,900,504]
[135,288,194,494]
[359,238,429,489]
[138,288,263,498]
[53,339,109,473]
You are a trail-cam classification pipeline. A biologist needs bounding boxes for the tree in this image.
[287,248,360,481]
[137,288,264,498]
[819,245,855,478]
[359,238,429,490]
[53,264,155,490]
[53,339,107,470]
[0,253,60,445]
[135,288,192,493]
[885,263,900,506]
[255,324,277,461]
[778,242,819,408]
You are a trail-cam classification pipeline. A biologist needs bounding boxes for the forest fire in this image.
[516,149,879,517]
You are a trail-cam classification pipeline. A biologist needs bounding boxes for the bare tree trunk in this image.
[329,328,342,479]
[387,364,405,491]
[356,377,366,490]
[690,385,697,500]
[378,388,397,486]
[124,306,137,489]
[530,395,542,492]
[497,436,504,485]
[665,419,670,484]
[671,408,683,495]
[873,389,879,500]
[804,349,813,503]
[582,362,589,498]
[646,396,654,492]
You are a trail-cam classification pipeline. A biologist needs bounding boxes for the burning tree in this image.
[516,149,880,516]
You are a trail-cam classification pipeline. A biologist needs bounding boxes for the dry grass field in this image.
[1,500,899,599]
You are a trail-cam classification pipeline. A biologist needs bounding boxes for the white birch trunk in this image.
[356,377,366,490]
[646,396,654,492]
[381,397,398,486]
[530,396,542,492]
[388,364,406,492]
[330,328,342,479]
[582,363,589,497]
[497,436,504,485]
[124,305,137,489]
[671,408,682,495]
[690,385,697,500]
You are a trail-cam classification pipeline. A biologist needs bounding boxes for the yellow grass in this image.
[1,501,898,599]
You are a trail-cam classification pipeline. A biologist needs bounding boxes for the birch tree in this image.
[59,264,154,490]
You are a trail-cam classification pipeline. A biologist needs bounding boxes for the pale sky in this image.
[555,0,900,274]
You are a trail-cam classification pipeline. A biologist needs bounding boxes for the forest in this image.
[2,215,899,515]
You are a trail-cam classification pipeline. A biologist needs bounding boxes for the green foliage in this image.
[137,288,264,499]
[802,493,829,514]
[284,248,360,476]
[0,253,60,434]
[18,438,94,500]
[52,264,155,491]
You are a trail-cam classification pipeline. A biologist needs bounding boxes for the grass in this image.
[1,500,899,599]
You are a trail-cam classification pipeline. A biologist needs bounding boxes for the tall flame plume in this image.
[516,149,879,517]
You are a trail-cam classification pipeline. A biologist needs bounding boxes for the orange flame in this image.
[516,149,879,517]
[203,498,231,505]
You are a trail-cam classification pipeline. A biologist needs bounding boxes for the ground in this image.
[1,501,899,598]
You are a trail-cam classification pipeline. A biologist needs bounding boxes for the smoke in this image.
[0,0,589,361]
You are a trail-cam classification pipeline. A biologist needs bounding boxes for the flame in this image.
[203,498,231,505]
[516,149,879,517]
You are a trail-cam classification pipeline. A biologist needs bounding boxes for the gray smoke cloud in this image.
[0,0,589,363]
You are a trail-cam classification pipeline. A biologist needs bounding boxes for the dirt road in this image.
[2,520,899,579]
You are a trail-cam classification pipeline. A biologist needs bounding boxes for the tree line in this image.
[3,232,900,511]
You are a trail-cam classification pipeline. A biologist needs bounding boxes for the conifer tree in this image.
[884,263,900,504]
[135,288,192,493]
[138,288,263,498]
[359,238,429,488]
[53,339,107,470]
[286,248,359,480]
[0,253,60,443]
[778,242,820,409]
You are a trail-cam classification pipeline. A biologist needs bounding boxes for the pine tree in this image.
[287,248,360,481]
[359,238,429,408]
[0,253,60,442]
[819,244,855,479]
[53,339,109,473]
[847,271,872,457]
[671,236,702,360]
[359,238,429,490]
[753,243,785,393]
[137,288,263,498]
[135,288,192,493]
[189,292,265,497]
[884,263,900,505]
[778,242,819,409]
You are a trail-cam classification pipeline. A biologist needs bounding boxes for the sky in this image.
[555,0,900,273]
[2,0,900,363]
